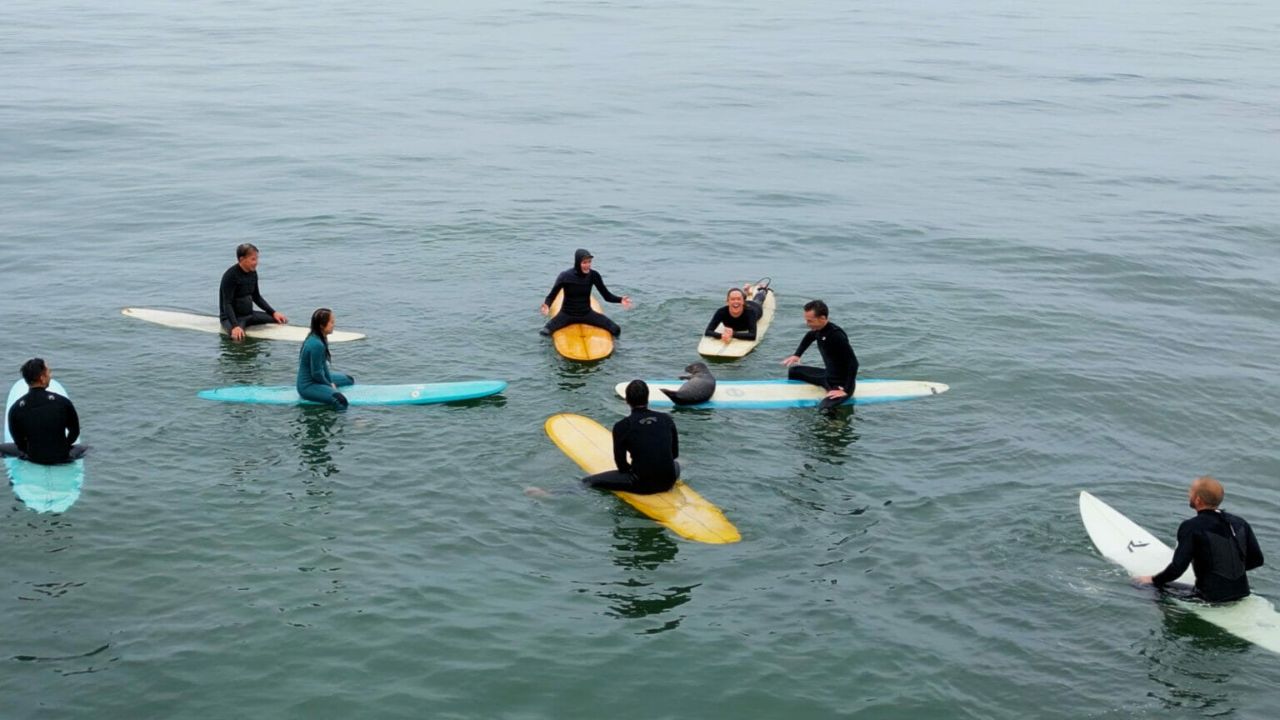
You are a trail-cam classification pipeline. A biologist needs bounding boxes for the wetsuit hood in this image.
[574,248,593,275]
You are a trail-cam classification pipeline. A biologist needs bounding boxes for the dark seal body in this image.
[660,362,716,405]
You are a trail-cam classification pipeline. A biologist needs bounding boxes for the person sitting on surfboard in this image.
[1,358,88,465]
[296,308,355,409]
[539,248,632,337]
[781,299,858,411]
[703,283,770,343]
[582,380,680,494]
[1136,476,1265,603]
[219,243,288,341]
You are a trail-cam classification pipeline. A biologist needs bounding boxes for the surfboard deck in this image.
[197,381,507,406]
[697,282,776,359]
[122,307,367,342]
[618,378,950,409]
[1079,491,1280,654]
[4,379,84,513]
[547,291,613,362]
[544,413,740,544]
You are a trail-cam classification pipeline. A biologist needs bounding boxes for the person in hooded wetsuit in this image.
[219,243,288,340]
[781,299,858,412]
[1,358,89,464]
[539,249,631,337]
[296,308,355,409]
[704,284,770,343]
[1137,476,1265,603]
[582,380,681,495]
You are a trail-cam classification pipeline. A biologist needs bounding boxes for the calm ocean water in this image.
[3,1,1279,717]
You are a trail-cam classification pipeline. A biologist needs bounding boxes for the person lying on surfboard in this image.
[781,299,859,412]
[703,282,770,344]
[296,308,355,409]
[219,243,289,341]
[1135,476,1265,603]
[1,358,89,464]
[539,248,632,337]
[582,380,680,494]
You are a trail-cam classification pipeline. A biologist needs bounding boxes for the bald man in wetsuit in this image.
[1136,476,1265,603]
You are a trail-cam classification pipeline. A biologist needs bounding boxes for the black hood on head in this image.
[574,248,593,274]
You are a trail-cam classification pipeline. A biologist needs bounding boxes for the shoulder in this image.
[554,269,574,282]
[827,322,847,336]
[589,270,604,281]
[221,264,239,280]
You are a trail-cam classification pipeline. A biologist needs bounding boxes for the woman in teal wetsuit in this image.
[297,308,354,408]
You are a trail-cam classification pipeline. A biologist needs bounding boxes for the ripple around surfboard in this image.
[198,381,507,406]
[4,379,84,513]
[619,378,950,409]
[544,413,740,544]
[122,307,366,342]
[1079,491,1280,655]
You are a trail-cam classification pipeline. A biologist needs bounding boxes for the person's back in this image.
[1161,510,1262,602]
[611,407,679,491]
[5,359,80,465]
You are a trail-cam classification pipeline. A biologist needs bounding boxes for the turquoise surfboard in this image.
[4,379,85,513]
[618,378,949,409]
[197,380,508,406]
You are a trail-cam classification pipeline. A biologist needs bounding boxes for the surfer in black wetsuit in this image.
[219,243,288,341]
[703,284,770,343]
[781,299,858,412]
[539,248,631,337]
[1136,476,1265,603]
[582,380,680,494]
[0,358,88,465]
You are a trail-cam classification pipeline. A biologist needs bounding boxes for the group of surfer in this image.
[5,243,1268,607]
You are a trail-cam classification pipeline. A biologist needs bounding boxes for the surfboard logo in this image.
[1126,540,1149,553]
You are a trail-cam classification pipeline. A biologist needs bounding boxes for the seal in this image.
[660,362,716,405]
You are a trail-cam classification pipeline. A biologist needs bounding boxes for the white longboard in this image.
[1079,491,1280,654]
[696,283,776,359]
[620,378,949,409]
[123,308,366,342]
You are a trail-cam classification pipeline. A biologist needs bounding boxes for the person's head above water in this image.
[310,308,335,337]
[574,248,594,275]
[803,299,830,331]
[726,288,747,315]
[20,358,50,388]
[1189,475,1225,510]
[237,243,260,272]
[624,379,649,408]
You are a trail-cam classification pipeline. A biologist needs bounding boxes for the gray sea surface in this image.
[2,1,1279,717]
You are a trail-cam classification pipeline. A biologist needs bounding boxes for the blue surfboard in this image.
[4,379,85,513]
[197,380,508,406]
[618,378,949,409]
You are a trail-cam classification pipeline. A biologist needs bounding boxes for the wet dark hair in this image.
[309,308,333,360]
[236,243,259,259]
[624,379,649,408]
[726,288,747,302]
[803,299,829,318]
[20,358,47,384]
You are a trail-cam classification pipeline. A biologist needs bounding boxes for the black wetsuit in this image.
[219,263,278,332]
[1152,509,1264,603]
[2,387,84,465]
[542,249,624,337]
[704,291,766,340]
[788,320,858,410]
[583,407,680,494]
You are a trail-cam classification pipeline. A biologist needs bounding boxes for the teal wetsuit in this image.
[297,334,354,407]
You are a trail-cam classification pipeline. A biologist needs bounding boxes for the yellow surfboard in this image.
[548,290,614,361]
[544,413,741,544]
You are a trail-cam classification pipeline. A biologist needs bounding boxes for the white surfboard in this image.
[618,378,949,409]
[696,283,776,359]
[1079,491,1280,654]
[122,308,366,342]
